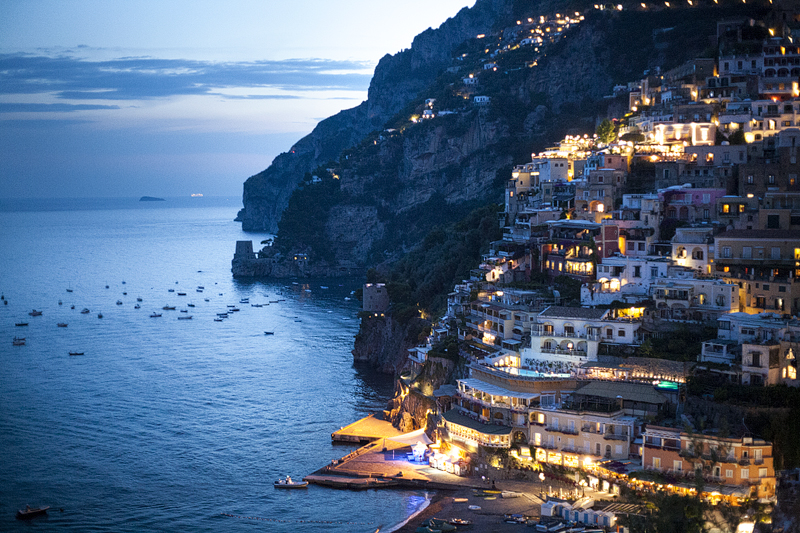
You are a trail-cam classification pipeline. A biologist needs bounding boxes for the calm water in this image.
[0,197,427,532]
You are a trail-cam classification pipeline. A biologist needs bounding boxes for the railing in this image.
[604,433,629,441]
[546,426,579,436]
[540,347,588,356]
[739,458,751,466]
[533,328,601,341]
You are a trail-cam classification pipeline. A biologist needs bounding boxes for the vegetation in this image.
[381,204,503,322]
[636,325,717,362]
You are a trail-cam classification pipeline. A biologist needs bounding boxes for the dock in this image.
[330,412,404,444]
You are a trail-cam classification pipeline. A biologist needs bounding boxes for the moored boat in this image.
[16,505,49,519]
[57,323,68,327]
[81,308,90,314]
[264,331,274,335]
[162,306,176,310]
[69,352,84,356]
[177,315,192,320]
[15,322,28,327]
[13,337,26,346]
[29,309,43,316]
[273,476,307,488]
[150,313,162,318]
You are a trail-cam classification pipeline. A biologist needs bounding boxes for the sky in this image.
[0,0,474,199]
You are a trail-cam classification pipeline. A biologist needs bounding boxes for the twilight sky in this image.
[0,0,473,199]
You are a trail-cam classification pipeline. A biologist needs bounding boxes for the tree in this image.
[596,119,616,144]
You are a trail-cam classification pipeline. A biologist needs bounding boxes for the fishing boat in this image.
[69,352,84,356]
[29,309,43,316]
[13,337,26,346]
[273,476,307,488]
[57,323,68,327]
[15,322,28,327]
[150,313,162,318]
[16,505,49,519]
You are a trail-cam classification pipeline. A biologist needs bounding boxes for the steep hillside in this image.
[236,0,516,232]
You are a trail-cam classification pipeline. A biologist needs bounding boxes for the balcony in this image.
[546,426,579,436]
[739,458,751,466]
[604,433,630,441]
[533,326,600,341]
[541,347,588,357]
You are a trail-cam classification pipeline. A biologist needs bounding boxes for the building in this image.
[362,283,389,313]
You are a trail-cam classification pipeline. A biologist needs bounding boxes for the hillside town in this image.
[360,11,800,532]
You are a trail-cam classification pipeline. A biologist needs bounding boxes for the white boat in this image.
[274,476,307,488]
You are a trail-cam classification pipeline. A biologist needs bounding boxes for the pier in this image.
[330,412,403,444]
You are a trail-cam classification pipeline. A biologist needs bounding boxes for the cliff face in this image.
[353,315,430,374]
[237,0,514,232]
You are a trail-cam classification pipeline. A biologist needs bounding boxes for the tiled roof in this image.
[539,306,609,319]
[575,380,668,404]
[442,410,512,435]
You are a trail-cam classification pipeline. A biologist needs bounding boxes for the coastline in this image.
[382,492,436,533]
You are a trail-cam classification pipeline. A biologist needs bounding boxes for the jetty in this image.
[331,412,403,444]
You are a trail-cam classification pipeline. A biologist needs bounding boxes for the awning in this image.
[387,428,433,446]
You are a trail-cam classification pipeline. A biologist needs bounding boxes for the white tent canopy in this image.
[387,428,433,446]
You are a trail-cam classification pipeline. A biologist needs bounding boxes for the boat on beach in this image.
[16,505,49,519]
[274,476,308,488]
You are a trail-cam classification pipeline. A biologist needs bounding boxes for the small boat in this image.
[226,304,236,308]
[274,476,307,488]
[180,309,188,313]
[216,313,228,317]
[69,352,84,356]
[122,292,127,295]
[168,289,175,292]
[66,288,73,293]
[197,286,205,290]
[58,300,62,305]
[81,308,90,314]
[177,292,186,296]
[16,505,49,519]
[187,303,195,307]
[467,505,481,511]
[177,315,192,320]
[214,318,223,322]
[239,298,249,303]
[204,298,210,302]
[13,337,26,346]
[137,297,142,302]
[105,285,109,289]
[162,306,176,310]
[264,331,274,335]
[196,289,203,292]
[269,300,279,303]
[15,322,28,327]
[29,309,43,316]
[116,300,123,305]
[423,518,456,531]
[230,308,240,312]
[57,323,68,327]
[251,303,263,307]
[134,304,140,309]
[122,281,126,284]
[98,313,103,318]
[150,313,162,318]
[448,518,471,526]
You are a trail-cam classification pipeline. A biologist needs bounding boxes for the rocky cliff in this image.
[352,315,430,374]
[237,0,515,232]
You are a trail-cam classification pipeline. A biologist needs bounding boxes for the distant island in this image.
[139,196,165,202]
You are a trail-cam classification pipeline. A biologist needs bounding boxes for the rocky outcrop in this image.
[237,0,515,232]
[353,315,430,374]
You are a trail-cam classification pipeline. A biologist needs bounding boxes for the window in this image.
[772,247,781,259]
[741,468,749,479]
[615,445,623,455]
[634,266,641,277]
[652,457,661,469]
[606,328,613,339]
[759,467,768,478]
[703,208,710,219]
[651,266,658,278]
[726,469,733,478]
[722,247,732,258]
[739,204,745,213]
[703,193,711,203]
[747,175,754,184]
[674,460,683,472]
[743,247,752,259]
[723,204,731,214]
[769,174,776,184]
[768,215,780,229]
[618,330,625,337]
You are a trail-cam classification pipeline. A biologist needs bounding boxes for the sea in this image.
[0,197,430,532]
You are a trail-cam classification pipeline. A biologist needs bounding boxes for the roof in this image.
[539,306,609,320]
[458,378,540,400]
[442,410,512,435]
[433,384,458,398]
[716,229,800,240]
[575,381,668,404]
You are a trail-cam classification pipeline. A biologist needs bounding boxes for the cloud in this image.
[0,53,373,102]
[0,103,121,113]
